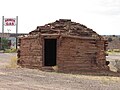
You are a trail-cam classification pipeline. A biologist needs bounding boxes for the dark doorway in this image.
[44,39,57,66]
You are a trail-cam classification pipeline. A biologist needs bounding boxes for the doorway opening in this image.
[44,39,57,66]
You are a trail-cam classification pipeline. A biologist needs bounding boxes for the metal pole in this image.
[1,16,4,50]
[16,16,18,49]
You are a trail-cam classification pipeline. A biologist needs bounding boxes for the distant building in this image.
[0,33,28,49]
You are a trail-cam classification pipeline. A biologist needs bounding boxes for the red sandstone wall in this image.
[57,37,108,72]
[18,36,42,69]
[96,40,109,70]
[18,35,109,72]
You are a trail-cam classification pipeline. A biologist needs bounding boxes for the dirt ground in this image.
[0,53,120,90]
[106,54,120,72]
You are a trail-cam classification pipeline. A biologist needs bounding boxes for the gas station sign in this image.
[4,18,16,26]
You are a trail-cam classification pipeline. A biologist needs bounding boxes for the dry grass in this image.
[52,66,58,72]
[107,49,120,55]
[6,56,19,68]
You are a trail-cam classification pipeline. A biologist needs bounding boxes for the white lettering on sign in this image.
[4,18,16,26]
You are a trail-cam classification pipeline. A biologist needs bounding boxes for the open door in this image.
[44,39,57,66]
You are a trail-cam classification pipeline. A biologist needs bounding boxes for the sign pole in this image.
[16,16,18,49]
[1,16,4,49]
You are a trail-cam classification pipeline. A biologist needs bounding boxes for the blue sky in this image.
[0,0,120,35]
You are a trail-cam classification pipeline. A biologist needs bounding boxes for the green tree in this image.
[1,38,9,50]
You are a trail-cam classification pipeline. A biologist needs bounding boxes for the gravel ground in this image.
[0,53,120,90]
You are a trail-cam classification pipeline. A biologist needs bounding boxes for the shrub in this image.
[108,38,112,42]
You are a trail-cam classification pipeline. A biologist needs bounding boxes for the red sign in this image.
[4,18,16,26]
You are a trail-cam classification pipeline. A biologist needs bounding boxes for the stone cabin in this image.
[17,19,109,72]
